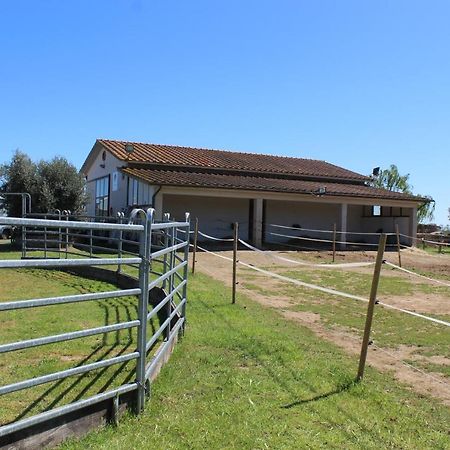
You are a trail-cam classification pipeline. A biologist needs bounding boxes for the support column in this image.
[252,198,263,247]
[410,207,417,247]
[154,192,163,221]
[340,203,348,250]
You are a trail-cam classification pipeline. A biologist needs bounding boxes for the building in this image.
[81,139,427,247]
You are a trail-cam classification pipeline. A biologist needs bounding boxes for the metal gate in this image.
[0,208,190,443]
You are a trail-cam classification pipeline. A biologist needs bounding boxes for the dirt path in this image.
[194,249,450,405]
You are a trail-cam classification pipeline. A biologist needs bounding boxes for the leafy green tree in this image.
[0,150,38,217]
[0,150,87,216]
[372,164,412,193]
[371,164,434,223]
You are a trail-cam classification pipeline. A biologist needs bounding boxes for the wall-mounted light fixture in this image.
[312,187,327,196]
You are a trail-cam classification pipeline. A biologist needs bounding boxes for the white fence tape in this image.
[376,301,450,327]
[196,244,450,328]
[177,229,194,234]
[238,239,375,269]
[269,223,396,237]
[399,233,450,247]
[269,231,383,247]
[198,231,234,242]
[384,261,450,287]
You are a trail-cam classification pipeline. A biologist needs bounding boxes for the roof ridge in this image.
[97,138,326,163]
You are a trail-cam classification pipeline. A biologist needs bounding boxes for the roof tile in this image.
[98,139,368,182]
[122,167,423,202]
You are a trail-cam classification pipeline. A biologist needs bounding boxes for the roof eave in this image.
[125,161,369,184]
[80,140,104,175]
[120,168,426,204]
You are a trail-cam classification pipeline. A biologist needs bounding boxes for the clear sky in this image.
[0,0,449,225]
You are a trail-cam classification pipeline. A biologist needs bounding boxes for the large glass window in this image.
[128,178,139,206]
[95,176,110,216]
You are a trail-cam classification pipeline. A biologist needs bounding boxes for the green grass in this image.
[59,272,450,449]
[0,267,142,425]
[1,242,449,448]
[239,264,450,377]
[422,245,450,256]
[0,246,169,426]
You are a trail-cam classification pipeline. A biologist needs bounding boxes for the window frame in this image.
[127,177,139,206]
[94,175,110,217]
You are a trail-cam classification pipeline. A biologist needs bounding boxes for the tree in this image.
[0,150,38,217]
[0,150,87,216]
[372,164,412,193]
[370,164,435,223]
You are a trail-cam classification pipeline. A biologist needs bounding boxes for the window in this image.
[128,178,139,206]
[372,205,381,216]
[95,176,110,217]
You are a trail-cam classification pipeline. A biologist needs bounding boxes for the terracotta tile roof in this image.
[121,167,424,202]
[97,139,368,182]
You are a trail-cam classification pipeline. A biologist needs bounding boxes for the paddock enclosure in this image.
[0,209,449,448]
[191,223,450,405]
[0,209,190,448]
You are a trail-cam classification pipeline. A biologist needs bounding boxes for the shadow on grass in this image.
[0,241,15,253]
[196,294,386,445]
[281,382,356,408]
[11,297,139,424]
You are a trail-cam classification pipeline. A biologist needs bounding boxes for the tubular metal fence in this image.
[0,208,190,440]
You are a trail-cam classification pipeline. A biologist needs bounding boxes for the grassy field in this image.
[422,244,450,256]
[1,242,449,449]
[59,272,450,449]
[236,257,450,380]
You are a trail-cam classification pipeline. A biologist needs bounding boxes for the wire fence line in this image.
[399,233,450,247]
[269,223,450,248]
[194,229,450,328]
[238,238,376,269]
[195,236,450,397]
[197,230,234,242]
[268,223,397,237]
[371,344,450,392]
[268,231,385,247]
[384,261,450,288]
[267,230,411,250]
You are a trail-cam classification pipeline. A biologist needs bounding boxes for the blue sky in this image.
[0,0,449,225]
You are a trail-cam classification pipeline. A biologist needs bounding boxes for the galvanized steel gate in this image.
[0,208,190,443]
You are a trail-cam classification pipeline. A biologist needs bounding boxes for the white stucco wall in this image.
[85,150,128,216]
[348,204,413,245]
[264,200,341,244]
[162,194,250,241]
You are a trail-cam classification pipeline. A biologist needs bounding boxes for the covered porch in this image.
[155,187,419,249]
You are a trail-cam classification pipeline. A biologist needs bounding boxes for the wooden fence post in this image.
[232,222,238,304]
[395,224,402,267]
[422,238,425,251]
[332,223,337,263]
[191,217,199,274]
[357,233,387,381]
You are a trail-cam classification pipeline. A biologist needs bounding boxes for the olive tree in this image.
[0,150,87,216]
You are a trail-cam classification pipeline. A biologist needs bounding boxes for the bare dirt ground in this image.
[194,247,450,405]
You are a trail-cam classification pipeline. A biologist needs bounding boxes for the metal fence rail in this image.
[0,208,190,441]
